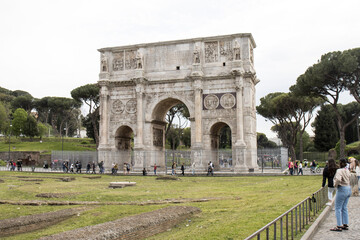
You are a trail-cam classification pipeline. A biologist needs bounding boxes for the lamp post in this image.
[8,120,12,162]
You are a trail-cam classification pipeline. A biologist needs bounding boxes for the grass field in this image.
[0,137,96,154]
[0,171,322,239]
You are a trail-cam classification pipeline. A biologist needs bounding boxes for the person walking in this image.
[322,159,338,206]
[288,160,294,175]
[171,162,177,175]
[154,164,157,175]
[181,163,185,176]
[92,162,96,174]
[123,163,127,175]
[298,161,303,175]
[294,161,298,175]
[86,162,91,174]
[330,158,351,232]
[355,159,360,191]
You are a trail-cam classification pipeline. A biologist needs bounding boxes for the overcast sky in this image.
[1,0,359,138]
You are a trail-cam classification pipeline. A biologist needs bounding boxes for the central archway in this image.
[151,98,190,150]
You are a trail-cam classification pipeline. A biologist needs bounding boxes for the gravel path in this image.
[312,196,360,240]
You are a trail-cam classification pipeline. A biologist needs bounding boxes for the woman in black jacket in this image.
[322,159,338,206]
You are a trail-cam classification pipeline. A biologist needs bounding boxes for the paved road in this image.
[312,196,360,240]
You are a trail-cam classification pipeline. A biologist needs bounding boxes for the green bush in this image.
[0,160,7,166]
[80,141,88,144]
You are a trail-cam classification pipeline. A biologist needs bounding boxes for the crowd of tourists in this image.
[7,159,23,171]
[287,158,320,175]
[321,157,359,232]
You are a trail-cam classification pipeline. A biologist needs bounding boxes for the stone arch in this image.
[150,97,191,149]
[147,92,194,121]
[208,121,234,169]
[209,122,233,150]
[115,125,134,150]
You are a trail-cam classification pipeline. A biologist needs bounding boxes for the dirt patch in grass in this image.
[20,179,44,182]
[156,175,180,181]
[0,197,226,206]
[0,207,88,238]
[35,192,80,198]
[15,176,76,182]
[0,179,4,183]
[39,206,200,240]
[82,176,101,179]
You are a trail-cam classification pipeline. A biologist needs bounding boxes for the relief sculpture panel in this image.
[112,100,124,114]
[219,41,233,61]
[205,41,218,63]
[125,50,137,70]
[125,99,137,114]
[204,94,219,110]
[220,93,236,109]
[113,52,124,71]
[153,128,163,147]
[203,93,236,110]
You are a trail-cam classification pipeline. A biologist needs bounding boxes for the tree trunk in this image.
[91,109,99,147]
[289,145,296,163]
[339,127,346,159]
[299,131,304,161]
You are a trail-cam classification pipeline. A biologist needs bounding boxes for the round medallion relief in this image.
[112,100,124,114]
[204,94,219,110]
[220,93,236,109]
[125,99,137,113]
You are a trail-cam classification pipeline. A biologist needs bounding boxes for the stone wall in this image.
[0,151,40,165]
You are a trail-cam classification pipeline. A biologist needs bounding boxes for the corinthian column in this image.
[234,75,247,172]
[99,81,109,148]
[194,79,203,145]
[135,81,144,148]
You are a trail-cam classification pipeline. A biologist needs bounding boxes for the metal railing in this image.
[245,186,328,240]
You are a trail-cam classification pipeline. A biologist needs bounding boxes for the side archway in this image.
[209,122,233,168]
[115,125,134,150]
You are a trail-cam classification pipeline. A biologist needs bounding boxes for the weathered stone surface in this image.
[109,181,136,188]
[98,33,259,173]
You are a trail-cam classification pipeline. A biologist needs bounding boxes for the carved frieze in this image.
[125,99,137,114]
[219,41,233,61]
[113,53,124,71]
[125,50,137,70]
[203,93,236,110]
[220,93,236,109]
[112,100,124,114]
[204,94,219,110]
[205,41,218,63]
[153,128,163,147]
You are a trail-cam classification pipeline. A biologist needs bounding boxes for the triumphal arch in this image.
[97,33,259,173]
